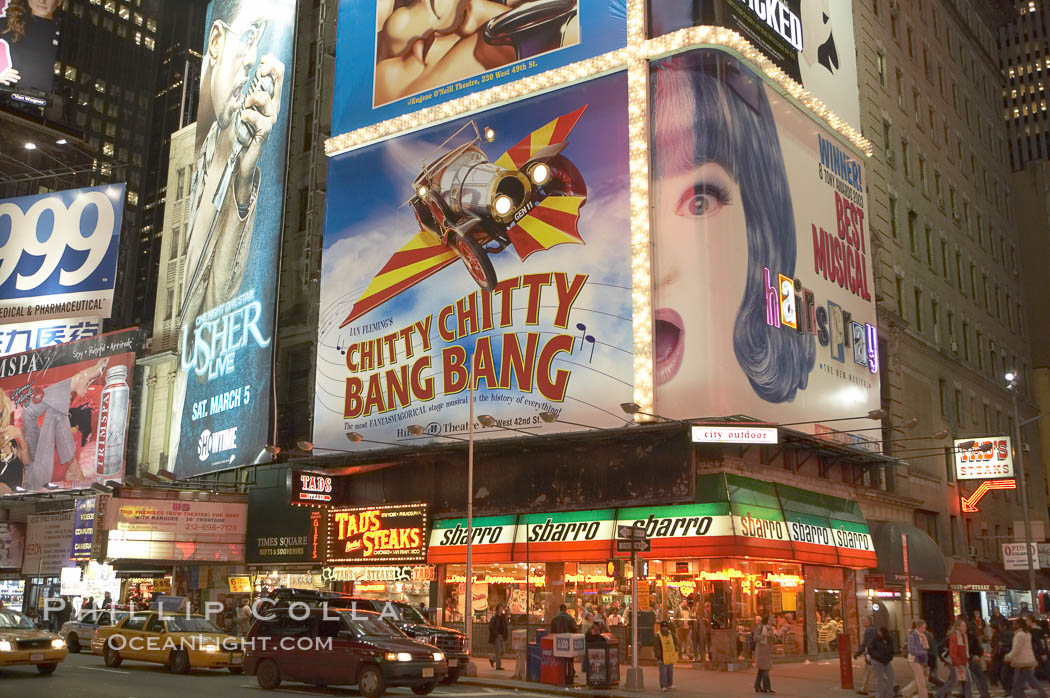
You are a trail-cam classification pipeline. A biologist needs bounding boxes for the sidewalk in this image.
[460,655,917,697]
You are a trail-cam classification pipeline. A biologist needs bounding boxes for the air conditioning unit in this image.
[937,197,945,211]
[968,545,978,558]
[949,340,959,353]
[889,0,900,15]
[886,150,896,166]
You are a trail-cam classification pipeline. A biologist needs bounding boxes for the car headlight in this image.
[433,652,444,662]
[52,638,66,649]
[385,652,413,662]
[201,643,219,653]
[0,640,11,652]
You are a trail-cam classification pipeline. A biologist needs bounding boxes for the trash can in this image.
[540,634,570,685]
[528,629,547,682]
[586,633,621,688]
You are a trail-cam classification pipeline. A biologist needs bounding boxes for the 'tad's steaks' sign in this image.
[326,504,427,564]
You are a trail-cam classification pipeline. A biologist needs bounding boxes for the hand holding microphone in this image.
[234,55,285,206]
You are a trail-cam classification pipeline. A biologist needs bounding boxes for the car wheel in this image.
[454,234,497,291]
[229,667,244,675]
[66,633,81,654]
[256,659,281,690]
[441,667,461,684]
[169,649,190,674]
[411,683,436,695]
[357,664,386,698]
[103,641,122,667]
[36,663,58,675]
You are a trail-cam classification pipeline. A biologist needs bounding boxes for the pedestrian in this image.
[926,624,944,687]
[1005,617,1047,698]
[901,620,929,698]
[236,598,252,636]
[551,603,578,683]
[584,619,604,677]
[102,591,112,609]
[678,600,693,660]
[993,617,1016,693]
[855,616,877,695]
[753,615,774,694]
[488,604,508,671]
[935,617,973,698]
[869,625,897,698]
[654,620,679,692]
[967,614,991,698]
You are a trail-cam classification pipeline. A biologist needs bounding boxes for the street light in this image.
[1006,369,1038,614]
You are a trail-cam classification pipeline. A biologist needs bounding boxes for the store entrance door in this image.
[921,591,951,641]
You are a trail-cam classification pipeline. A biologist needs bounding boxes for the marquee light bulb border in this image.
[323,0,873,417]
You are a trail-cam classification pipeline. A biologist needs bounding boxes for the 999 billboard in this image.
[0,328,140,496]
[314,72,633,450]
[650,48,879,434]
[0,0,62,104]
[169,0,296,478]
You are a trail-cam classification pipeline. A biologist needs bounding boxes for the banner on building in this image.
[647,0,861,129]
[0,328,139,496]
[170,0,297,479]
[331,0,625,136]
[649,48,879,433]
[0,185,125,323]
[955,437,1014,480]
[1004,542,1040,571]
[0,317,101,357]
[0,522,24,569]
[0,0,63,105]
[315,71,633,450]
[247,479,327,565]
[70,495,98,561]
[22,510,75,576]
[104,496,248,562]
[326,504,428,565]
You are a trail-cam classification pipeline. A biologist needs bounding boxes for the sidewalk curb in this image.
[459,677,638,697]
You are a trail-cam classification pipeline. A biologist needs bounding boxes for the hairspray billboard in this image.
[0,328,140,496]
[0,184,125,323]
[315,71,632,450]
[169,0,296,478]
[650,49,879,434]
[648,0,861,130]
[331,0,626,135]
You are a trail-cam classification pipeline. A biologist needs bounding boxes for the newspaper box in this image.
[540,634,570,685]
[553,633,585,657]
[512,629,528,650]
[586,633,620,689]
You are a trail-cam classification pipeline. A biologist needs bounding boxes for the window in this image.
[925,225,933,266]
[877,52,886,86]
[896,275,904,317]
[939,378,947,416]
[908,210,918,253]
[955,252,962,289]
[914,287,923,331]
[902,138,911,177]
[889,196,898,238]
[897,69,905,108]
[962,322,969,360]
[940,239,948,277]
[907,26,914,57]
[915,510,939,543]
[984,403,990,432]
[931,299,939,341]
[977,331,984,369]
[919,155,927,192]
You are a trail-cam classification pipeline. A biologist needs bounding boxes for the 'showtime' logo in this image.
[197,427,237,461]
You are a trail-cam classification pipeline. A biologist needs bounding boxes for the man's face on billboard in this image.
[28,0,62,18]
[207,15,266,130]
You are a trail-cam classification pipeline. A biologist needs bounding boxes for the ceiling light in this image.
[24,142,36,150]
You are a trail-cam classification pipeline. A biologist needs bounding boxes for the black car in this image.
[245,607,446,696]
[268,589,469,682]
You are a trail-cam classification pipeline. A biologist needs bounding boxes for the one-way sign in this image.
[618,525,647,539]
[616,539,651,552]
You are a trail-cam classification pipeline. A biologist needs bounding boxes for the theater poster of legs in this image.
[650,48,879,434]
[170,0,296,477]
[315,72,632,450]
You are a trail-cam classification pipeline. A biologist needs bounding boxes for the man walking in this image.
[551,603,578,683]
[654,620,679,692]
[489,604,508,670]
[856,616,877,694]
[869,625,897,698]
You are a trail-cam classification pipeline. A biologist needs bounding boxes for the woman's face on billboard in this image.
[652,77,748,412]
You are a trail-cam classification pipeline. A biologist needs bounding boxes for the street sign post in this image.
[619,525,649,690]
[616,539,651,552]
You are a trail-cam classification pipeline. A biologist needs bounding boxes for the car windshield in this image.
[167,617,222,633]
[340,613,403,638]
[395,602,427,625]
[0,609,35,629]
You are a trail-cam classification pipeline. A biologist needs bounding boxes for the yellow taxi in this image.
[0,608,67,674]
[91,611,243,674]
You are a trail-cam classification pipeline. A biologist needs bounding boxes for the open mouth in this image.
[654,308,684,386]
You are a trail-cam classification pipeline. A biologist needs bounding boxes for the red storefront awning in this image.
[950,563,1007,591]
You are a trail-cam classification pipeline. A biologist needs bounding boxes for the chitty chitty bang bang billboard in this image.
[314,72,632,449]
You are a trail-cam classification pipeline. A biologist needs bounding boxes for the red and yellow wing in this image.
[340,229,458,327]
[506,195,586,261]
[493,105,588,170]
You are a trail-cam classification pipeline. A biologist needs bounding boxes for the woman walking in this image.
[903,620,929,698]
[1005,618,1047,698]
[936,617,973,698]
[754,615,774,694]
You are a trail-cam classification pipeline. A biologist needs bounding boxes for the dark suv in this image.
[245,607,446,695]
[268,589,469,682]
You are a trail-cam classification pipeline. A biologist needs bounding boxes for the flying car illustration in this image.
[340,105,589,327]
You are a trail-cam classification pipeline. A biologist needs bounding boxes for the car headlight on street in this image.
[384,652,413,662]
[433,652,444,662]
[201,643,219,653]
[0,640,11,652]
[52,638,66,649]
